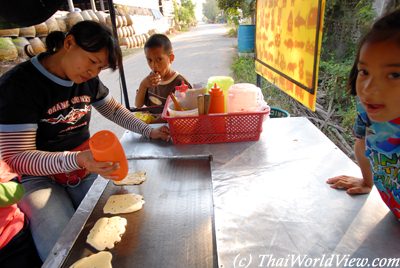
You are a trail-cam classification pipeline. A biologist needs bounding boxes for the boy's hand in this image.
[150,125,170,141]
[326,175,372,195]
[136,72,161,108]
[144,72,161,87]
[77,150,120,180]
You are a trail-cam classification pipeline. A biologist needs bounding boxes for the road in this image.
[90,23,236,138]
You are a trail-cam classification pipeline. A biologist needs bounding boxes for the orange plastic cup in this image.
[89,130,128,181]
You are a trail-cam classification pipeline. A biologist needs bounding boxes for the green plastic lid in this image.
[206,76,234,91]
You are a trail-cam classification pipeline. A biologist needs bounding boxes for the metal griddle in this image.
[61,157,217,268]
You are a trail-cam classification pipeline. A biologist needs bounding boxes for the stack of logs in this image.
[0,9,152,64]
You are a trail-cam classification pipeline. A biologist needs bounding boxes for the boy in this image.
[135,34,192,110]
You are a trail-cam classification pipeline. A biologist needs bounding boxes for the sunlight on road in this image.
[172,24,229,42]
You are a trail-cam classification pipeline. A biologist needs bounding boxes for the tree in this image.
[173,0,197,29]
[203,0,220,23]
[217,0,256,23]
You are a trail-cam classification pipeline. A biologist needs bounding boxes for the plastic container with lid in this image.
[208,83,225,114]
[174,81,207,110]
[227,83,265,113]
[167,102,199,117]
[207,76,234,112]
[167,92,199,118]
[174,81,189,101]
[89,130,128,181]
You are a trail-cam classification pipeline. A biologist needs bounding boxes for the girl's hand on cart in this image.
[150,125,170,141]
[326,175,372,195]
[77,150,119,180]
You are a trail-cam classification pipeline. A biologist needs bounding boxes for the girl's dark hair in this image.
[144,34,172,54]
[348,9,400,95]
[45,20,121,70]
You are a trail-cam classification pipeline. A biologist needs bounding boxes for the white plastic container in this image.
[227,83,264,113]
[175,87,207,110]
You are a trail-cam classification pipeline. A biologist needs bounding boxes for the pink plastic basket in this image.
[162,96,270,145]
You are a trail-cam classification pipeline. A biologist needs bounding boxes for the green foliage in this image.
[355,0,376,25]
[227,27,237,37]
[319,60,352,103]
[231,56,256,84]
[217,0,256,24]
[320,0,375,133]
[203,0,220,23]
[217,0,241,11]
[228,9,241,27]
[322,0,376,61]
[173,0,197,29]
[339,100,357,132]
[319,59,356,130]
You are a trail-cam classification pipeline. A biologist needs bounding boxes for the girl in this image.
[327,10,400,219]
[0,21,169,261]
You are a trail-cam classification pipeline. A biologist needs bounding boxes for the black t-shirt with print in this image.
[0,57,108,152]
[144,73,192,107]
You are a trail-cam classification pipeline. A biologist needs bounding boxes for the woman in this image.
[0,21,169,261]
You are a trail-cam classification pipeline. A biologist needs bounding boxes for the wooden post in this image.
[99,0,105,11]
[90,0,97,11]
[107,0,131,110]
[67,0,75,12]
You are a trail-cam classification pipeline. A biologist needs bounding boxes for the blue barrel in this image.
[238,24,255,52]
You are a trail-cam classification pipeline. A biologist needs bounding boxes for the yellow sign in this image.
[255,0,326,111]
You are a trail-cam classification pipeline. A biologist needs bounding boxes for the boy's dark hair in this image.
[144,34,172,54]
[45,21,121,70]
[348,9,400,95]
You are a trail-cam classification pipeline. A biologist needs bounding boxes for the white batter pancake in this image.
[113,171,146,186]
[86,216,127,251]
[103,194,145,214]
[69,251,112,268]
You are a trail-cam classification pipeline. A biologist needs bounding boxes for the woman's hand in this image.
[77,150,119,180]
[326,175,372,195]
[150,125,170,141]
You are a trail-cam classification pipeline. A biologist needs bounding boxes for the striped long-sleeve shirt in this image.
[0,55,152,177]
[0,97,152,176]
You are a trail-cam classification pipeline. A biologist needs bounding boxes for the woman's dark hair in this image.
[45,20,121,70]
[348,9,400,95]
[144,33,172,54]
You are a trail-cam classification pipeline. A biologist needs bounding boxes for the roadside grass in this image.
[227,28,237,37]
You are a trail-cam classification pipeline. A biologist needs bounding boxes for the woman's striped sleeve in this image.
[0,130,80,176]
[93,97,152,138]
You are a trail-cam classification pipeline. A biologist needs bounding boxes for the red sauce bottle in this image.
[208,83,225,114]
